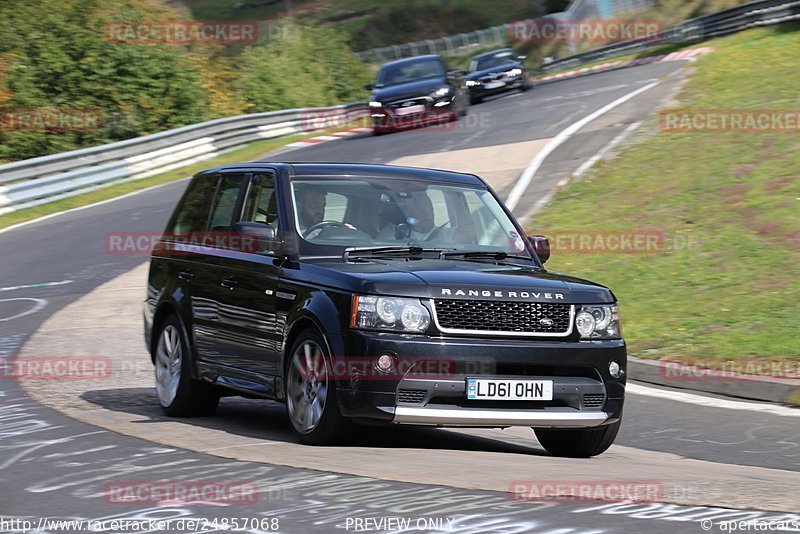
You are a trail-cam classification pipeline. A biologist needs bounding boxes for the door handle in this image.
[220,277,239,289]
[178,271,194,281]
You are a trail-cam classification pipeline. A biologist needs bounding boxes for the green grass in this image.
[529,24,800,365]
[0,123,364,229]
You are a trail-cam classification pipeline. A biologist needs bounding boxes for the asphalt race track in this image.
[1,61,798,534]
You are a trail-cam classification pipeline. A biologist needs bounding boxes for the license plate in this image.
[467,378,553,401]
[483,81,505,90]
[395,105,426,116]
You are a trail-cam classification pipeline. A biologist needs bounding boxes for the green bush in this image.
[0,0,209,162]
[237,22,371,112]
[0,1,370,162]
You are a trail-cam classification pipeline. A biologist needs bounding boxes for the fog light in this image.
[609,360,623,379]
[376,354,396,374]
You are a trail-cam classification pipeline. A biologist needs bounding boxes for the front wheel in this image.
[534,421,621,458]
[154,314,219,417]
[285,328,351,445]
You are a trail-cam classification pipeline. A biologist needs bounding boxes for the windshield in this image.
[469,50,517,72]
[290,177,528,256]
[375,58,445,88]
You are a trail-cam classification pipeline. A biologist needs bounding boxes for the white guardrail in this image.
[0,103,367,215]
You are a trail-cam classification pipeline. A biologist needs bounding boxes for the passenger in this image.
[377,191,436,242]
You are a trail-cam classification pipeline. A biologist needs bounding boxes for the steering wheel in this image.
[303,220,355,239]
[424,220,452,242]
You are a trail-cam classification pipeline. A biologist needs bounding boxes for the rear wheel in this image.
[285,328,351,445]
[534,421,621,458]
[154,314,219,417]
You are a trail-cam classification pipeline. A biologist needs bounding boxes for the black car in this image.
[465,48,532,104]
[143,163,626,457]
[365,55,469,134]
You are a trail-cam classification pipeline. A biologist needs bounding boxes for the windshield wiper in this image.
[441,250,536,263]
[343,246,447,261]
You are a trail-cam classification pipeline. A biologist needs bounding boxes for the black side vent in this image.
[398,389,427,404]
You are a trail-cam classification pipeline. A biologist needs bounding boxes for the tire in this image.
[534,420,621,458]
[470,95,483,105]
[154,314,219,417]
[285,328,351,445]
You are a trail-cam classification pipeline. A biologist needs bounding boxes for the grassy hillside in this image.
[182,0,548,49]
[529,24,800,365]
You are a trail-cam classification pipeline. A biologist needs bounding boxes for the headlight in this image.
[369,101,382,108]
[351,295,431,333]
[432,87,451,98]
[506,68,523,76]
[575,305,621,339]
[465,80,479,87]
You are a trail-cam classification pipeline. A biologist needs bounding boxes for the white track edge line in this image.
[505,80,660,211]
[628,382,800,417]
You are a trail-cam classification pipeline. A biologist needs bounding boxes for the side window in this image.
[241,173,279,231]
[426,188,448,227]
[325,192,348,222]
[207,174,245,232]
[169,175,218,235]
[465,190,504,246]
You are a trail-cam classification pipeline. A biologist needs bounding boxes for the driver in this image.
[296,186,326,233]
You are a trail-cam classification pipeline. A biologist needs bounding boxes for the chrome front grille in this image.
[432,299,573,336]
[388,97,430,110]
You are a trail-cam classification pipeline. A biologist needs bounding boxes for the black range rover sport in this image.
[143,163,626,457]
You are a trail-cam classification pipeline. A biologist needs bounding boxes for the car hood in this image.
[371,78,448,103]
[466,62,521,80]
[293,258,615,304]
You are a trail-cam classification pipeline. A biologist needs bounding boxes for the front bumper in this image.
[371,102,455,132]
[332,331,626,428]
[468,76,524,97]
[393,407,610,427]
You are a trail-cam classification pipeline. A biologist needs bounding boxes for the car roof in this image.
[200,162,486,186]
[378,54,443,69]
[471,48,516,61]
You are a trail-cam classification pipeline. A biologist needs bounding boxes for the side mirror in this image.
[518,55,527,61]
[528,234,550,264]
[233,221,278,254]
[364,83,375,91]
